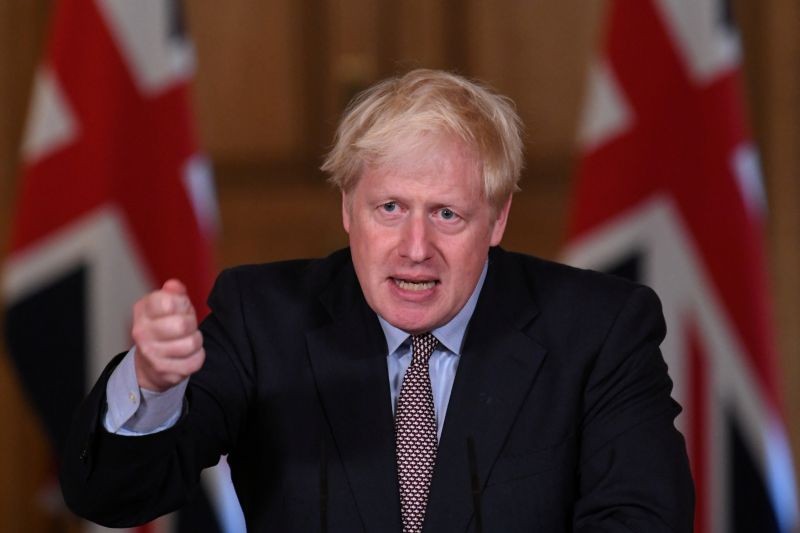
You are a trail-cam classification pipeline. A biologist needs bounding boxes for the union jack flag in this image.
[564,1,799,531]
[3,0,240,531]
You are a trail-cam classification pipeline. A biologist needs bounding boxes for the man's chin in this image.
[381,309,445,335]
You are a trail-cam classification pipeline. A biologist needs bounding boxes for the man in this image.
[61,69,694,532]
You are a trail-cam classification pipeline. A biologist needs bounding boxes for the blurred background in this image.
[1,0,798,531]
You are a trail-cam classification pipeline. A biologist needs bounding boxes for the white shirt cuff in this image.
[104,347,188,435]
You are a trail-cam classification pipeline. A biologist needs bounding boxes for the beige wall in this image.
[0,2,65,531]
[1,1,798,530]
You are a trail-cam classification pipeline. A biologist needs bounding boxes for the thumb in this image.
[162,278,188,295]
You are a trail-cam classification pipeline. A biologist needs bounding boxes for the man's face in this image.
[342,136,511,334]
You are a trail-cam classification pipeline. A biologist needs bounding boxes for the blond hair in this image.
[321,69,524,208]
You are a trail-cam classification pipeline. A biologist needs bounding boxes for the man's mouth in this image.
[392,278,437,291]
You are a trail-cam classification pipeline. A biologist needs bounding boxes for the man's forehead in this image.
[358,162,484,200]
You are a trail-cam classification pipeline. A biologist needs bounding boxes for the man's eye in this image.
[440,208,457,220]
[381,202,397,213]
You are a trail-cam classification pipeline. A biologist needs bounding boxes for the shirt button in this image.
[128,391,137,404]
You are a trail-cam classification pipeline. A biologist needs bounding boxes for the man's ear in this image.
[489,195,513,246]
[341,192,351,234]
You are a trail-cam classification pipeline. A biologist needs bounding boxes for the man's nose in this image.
[399,213,433,263]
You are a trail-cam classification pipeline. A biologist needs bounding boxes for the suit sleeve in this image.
[573,286,694,532]
[59,268,256,528]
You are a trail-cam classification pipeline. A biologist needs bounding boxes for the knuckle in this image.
[131,323,144,342]
[162,316,181,338]
[158,315,184,339]
[165,337,194,359]
[191,331,203,351]
[152,358,171,376]
[147,345,168,365]
[143,297,158,317]
[182,314,197,334]
[132,320,154,342]
[136,340,155,360]
[187,352,204,374]
[184,337,198,355]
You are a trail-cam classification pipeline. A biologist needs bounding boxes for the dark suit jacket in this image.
[60,247,694,531]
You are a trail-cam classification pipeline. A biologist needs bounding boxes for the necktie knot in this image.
[410,333,438,366]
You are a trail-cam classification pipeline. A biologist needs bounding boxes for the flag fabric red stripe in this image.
[3,0,229,531]
[11,0,213,316]
[569,0,777,404]
[563,0,799,530]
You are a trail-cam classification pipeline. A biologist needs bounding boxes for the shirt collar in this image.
[378,260,488,356]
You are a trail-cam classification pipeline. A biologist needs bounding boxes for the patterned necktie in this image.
[395,333,439,533]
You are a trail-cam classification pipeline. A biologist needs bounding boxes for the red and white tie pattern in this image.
[395,333,439,533]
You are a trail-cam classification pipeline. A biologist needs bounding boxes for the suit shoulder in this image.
[493,248,660,312]
[210,248,352,305]
[491,249,665,355]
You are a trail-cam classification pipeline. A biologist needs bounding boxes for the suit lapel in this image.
[425,249,547,532]
[304,248,547,532]
[305,262,402,533]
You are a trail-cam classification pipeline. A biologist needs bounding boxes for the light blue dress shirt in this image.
[105,262,488,437]
[381,262,486,439]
